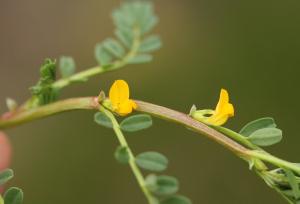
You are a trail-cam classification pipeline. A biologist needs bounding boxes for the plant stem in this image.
[3,95,300,204]
[0,97,99,128]
[134,100,249,156]
[0,97,249,156]
[1,97,299,175]
[52,28,141,90]
[248,150,300,175]
[100,106,156,204]
[214,126,264,151]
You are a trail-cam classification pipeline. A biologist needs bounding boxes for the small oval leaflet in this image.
[94,112,113,129]
[136,152,168,172]
[4,187,23,204]
[146,174,179,196]
[160,195,192,204]
[115,29,133,48]
[59,56,76,78]
[95,43,113,66]
[0,169,14,186]
[240,117,276,137]
[115,146,130,164]
[247,127,282,146]
[120,114,153,132]
[138,35,162,53]
[128,54,153,64]
[103,38,125,58]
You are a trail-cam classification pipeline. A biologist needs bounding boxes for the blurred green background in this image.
[1,0,300,203]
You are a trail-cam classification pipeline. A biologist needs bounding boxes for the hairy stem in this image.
[100,106,156,204]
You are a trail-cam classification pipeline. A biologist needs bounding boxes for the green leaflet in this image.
[59,56,76,78]
[95,1,161,67]
[246,127,282,146]
[120,114,153,132]
[128,54,153,64]
[95,43,113,66]
[145,174,179,196]
[136,152,169,172]
[102,38,125,58]
[4,187,23,204]
[240,117,276,136]
[240,117,283,146]
[0,169,14,186]
[94,112,113,129]
[114,146,130,164]
[115,29,133,48]
[139,35,162,53]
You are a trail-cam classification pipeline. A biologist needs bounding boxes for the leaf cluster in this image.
[263,168,300,203]
[240,117,282,147]
[30,59,58,106]
[27,1,162,109]
[95,1,161,66]
[239,118,300,203]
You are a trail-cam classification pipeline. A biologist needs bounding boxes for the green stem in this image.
[0,97,99,128]
[2,97,300,175]
[214,126,264,151]
[52,28,141,90]
[135,100,249,156]
[0,97,249,156]
[248,150,300,175]
[2,96,300,204]
[100,106,156,204]
[215,127,300,173]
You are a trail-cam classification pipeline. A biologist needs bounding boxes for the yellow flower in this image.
[108,80,137,116]
[191,89,234,126]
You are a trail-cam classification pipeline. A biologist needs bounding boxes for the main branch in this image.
[0,97,247,156]
[1,97,300,174]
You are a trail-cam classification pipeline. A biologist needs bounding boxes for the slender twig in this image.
[100,106,156,204]
[52,28,141,90]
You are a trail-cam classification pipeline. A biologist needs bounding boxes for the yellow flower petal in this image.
[108,79,137,116]
[117,99,134,116]
[109,80,130,108]
[215,89,229,112]
[204,89,234,126]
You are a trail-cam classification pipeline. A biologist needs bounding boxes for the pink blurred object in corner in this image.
[0,132,12,193]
